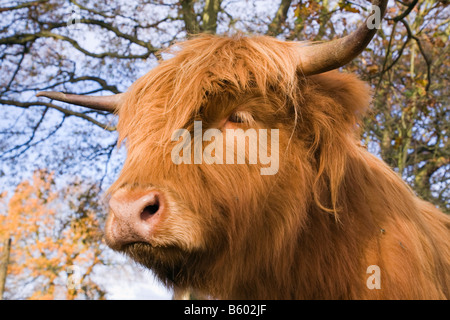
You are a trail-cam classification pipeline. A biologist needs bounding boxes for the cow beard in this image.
[119,242,203,287]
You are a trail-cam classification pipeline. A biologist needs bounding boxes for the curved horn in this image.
[36,91,122,113]
[298,0,388,75]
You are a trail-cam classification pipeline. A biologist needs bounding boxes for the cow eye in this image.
[228,111,253,124]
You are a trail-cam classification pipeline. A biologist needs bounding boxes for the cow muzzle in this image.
[105,188,165,250]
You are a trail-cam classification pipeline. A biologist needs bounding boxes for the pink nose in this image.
[106,189,164,249]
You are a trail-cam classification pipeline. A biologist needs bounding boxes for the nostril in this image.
[140,194,160,221]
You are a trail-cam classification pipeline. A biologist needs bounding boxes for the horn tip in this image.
[36,91,65,100]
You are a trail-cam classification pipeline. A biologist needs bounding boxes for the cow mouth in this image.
[118,241,153,252]
[119,241,161,263]
[120,241,191,281]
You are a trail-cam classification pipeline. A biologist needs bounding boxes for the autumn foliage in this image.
[0,170,107,300]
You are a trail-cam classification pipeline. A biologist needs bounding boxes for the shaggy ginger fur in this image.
[106,35,450,299]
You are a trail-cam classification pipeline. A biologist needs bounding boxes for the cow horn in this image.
[298,0,388,75]
[36,91,122,113]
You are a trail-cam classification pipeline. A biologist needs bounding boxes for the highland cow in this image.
[37,0,450,299]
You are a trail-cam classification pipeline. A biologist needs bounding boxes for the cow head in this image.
[37,1,388,298]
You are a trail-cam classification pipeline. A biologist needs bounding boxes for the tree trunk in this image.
[0,238,11,300]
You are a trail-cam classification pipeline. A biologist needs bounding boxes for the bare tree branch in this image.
[389,0,419,22]
[400,18,432,91]
[202,0,222,34]
[181,0,200,35]
[0,0,49,13]
[0,99,116,131]
[267,0,292,36]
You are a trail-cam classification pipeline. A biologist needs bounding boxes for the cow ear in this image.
[298,71,372,218]
[308,71,372,122]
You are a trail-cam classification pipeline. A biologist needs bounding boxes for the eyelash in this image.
[228,111,253,124]
[228,112,245,123]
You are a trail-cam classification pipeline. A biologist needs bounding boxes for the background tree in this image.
[0,170,108,299]
[0,0,448,299]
